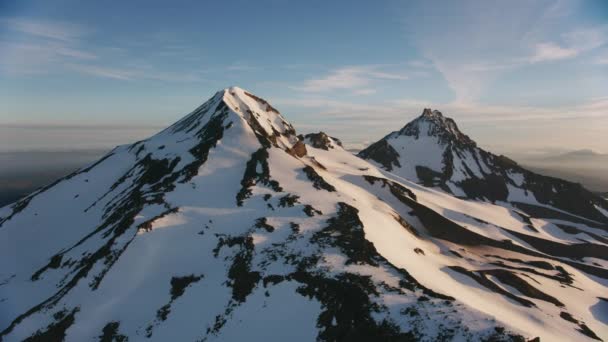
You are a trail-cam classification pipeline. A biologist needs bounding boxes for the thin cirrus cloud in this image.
[529,42,578,63]
[66,64,133,81]
[596,56,608,65]
[0,17,97,75]
[65,63,206,82]
[0,17,86,42]
[529,28,607,63]
[0,41,96,75]
[293,65,409,93]
[397,0,607,105]
[0,17,205,82]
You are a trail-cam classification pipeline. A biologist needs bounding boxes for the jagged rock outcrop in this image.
[302,132,343,150]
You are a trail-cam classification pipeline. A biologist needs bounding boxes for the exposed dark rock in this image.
[450,250,463,258]
[481,327,527,342]
[287,140,307,157]
[358,139,401,171]
[513,202,607,229]
[505,228,608,262]
[484,269,563,307]
[304,132,342,150]
[392,213,420,237]
[560,311,578,323]
[137,207,179,233]
[244,91,280,114]
[146,274,203,336]
[292,272,417,342]
[459,174,509,202]
[303,166,336,192]
[23,307,79,342]
[170,274,203,300]
[179,105,229,182]
[415,166,444,188]
[237,148,282,206]
[312,203,380,266]
[363,176,417,201]
[31,254,63,281]
[254,217,275,232]
[554,225,608,244]
[403,109,476,147]
[485,255,554,271]
[278,194,300,207]
[577,324,602,341]
[99,322,128,342]
[226,235,261,303]
[303,205,323,217]
[449,267,535,307]
[559,312,603,341]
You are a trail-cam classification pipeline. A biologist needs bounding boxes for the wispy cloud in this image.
[352,88,377,95]
[67,63,205,82]
[529,27,606,63]
[1,17,87,42]
[0,41,96,75]
[294,65,409,93]
[225,62,262,72]
[562,27,607,52]
[596,55,608,65]
[0,17,206,82]
[280,94,607,125]
[67,64,133,80]
[407,60,434,69]
[398,0,607,105]
[0,17,96,75]
[529,42,578,62]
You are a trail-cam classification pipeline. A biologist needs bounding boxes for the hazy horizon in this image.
[0,110,606,157]
[2,122,607,209]
[1,0,607,155]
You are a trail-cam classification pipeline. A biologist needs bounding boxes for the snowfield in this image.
[1,88,607,341]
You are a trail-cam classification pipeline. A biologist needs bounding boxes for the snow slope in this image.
[1,89,606,341]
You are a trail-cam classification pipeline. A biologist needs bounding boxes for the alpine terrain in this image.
[1,88,607,341]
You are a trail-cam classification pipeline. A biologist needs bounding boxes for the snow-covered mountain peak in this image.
[221,86,300,149]
[1,91,607,341]
[162,87,301,155]
[360,107,608,224]
[396,108,475,147]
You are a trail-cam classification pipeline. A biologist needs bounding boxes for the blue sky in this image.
[0,0,607,154]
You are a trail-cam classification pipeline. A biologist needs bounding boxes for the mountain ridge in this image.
[1,88,606,341]
[359,108,608,225]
